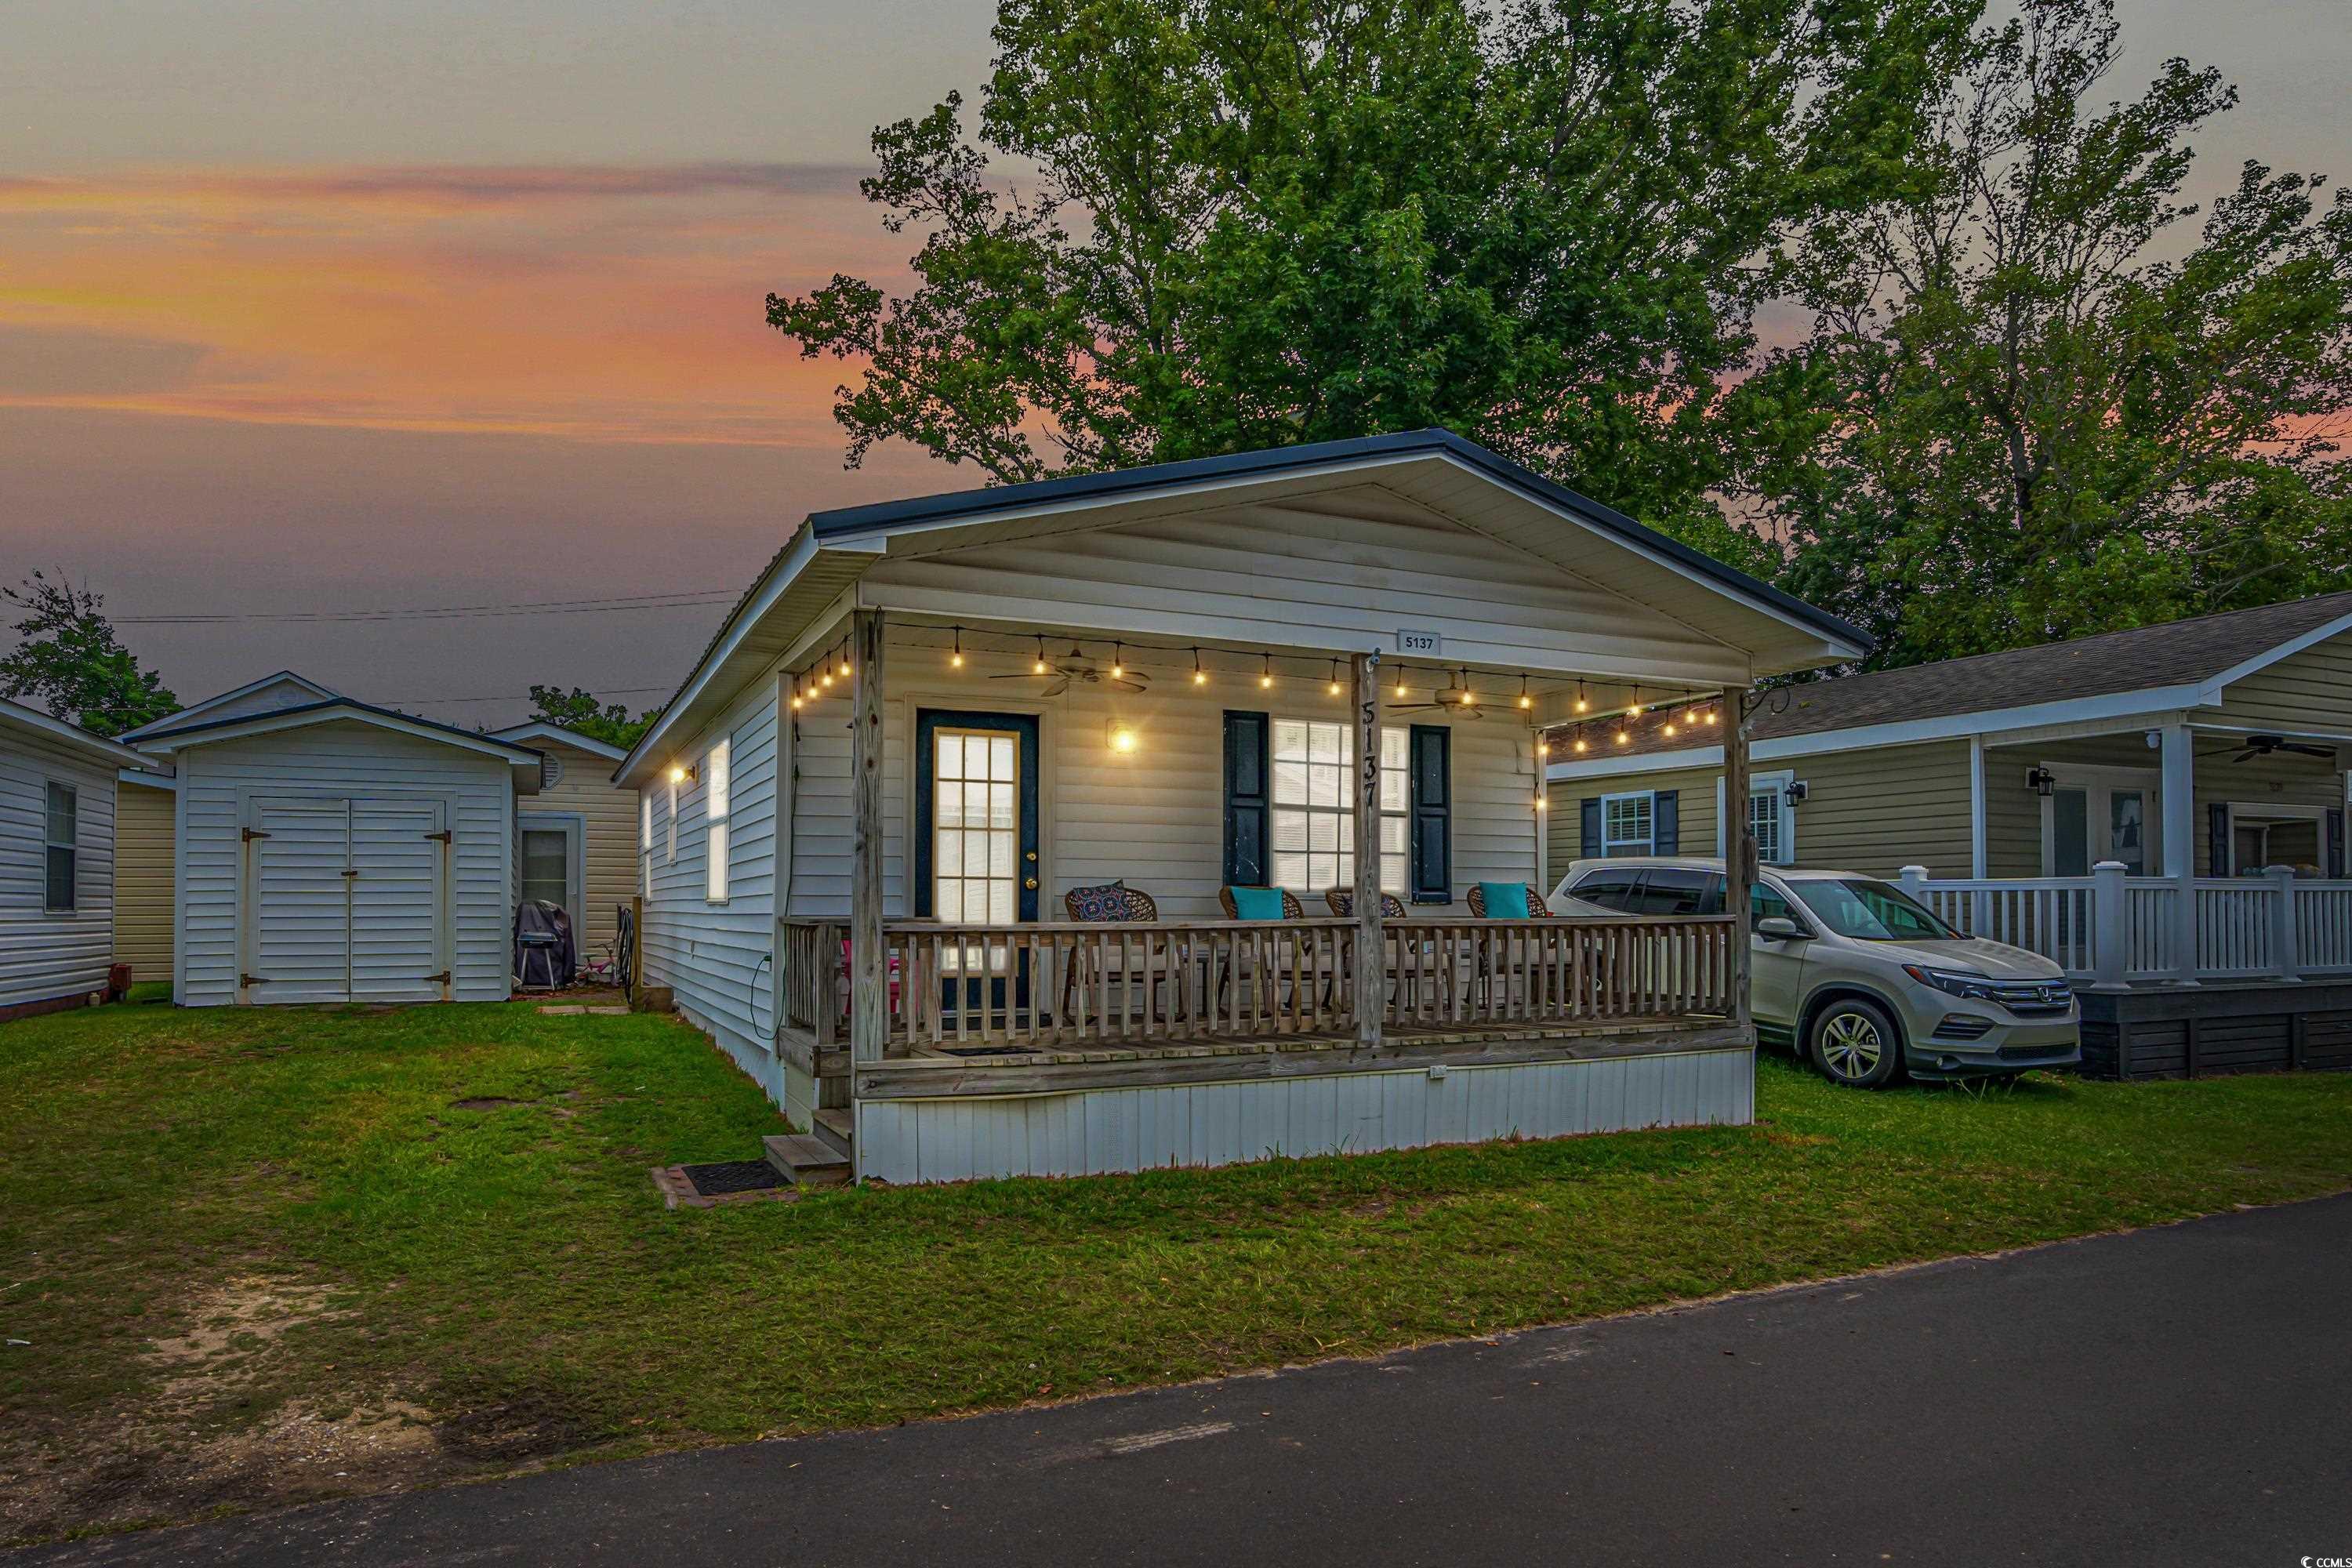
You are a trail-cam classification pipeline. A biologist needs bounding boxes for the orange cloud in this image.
[0,164,904,445]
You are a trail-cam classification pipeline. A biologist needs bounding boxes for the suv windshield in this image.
[1788,879,1957,941]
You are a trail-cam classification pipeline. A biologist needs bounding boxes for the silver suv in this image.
[1551,857,2081,1087]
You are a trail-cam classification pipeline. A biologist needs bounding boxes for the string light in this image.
[1575,680,1589,713]
[1457,666,1474,706]
[789,675,802,711]
[1034,636,1048,676]
[1705,706,1720,727]
[1110,644,1125,680]
[1519,674,1532,710]
[1192,648,1207,685]
[1573,734,1588,753]
[949,627,964,669]
[1260,653,1273,690]
[1327,659,1343,696]
[1663,720,1678,738]
[1394,670,1408,699]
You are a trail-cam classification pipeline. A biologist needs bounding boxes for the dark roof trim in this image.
[808,429,1870,652]
[132,696,544,758]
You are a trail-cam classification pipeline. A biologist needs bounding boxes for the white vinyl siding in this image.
[173,721,512,1006]
[706,735,731,903]
[1602,791,1653,855]
[1,734,117,1010]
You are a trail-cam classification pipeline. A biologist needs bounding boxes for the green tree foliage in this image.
[771,0,1977,568]
[1744,0,2352,667]
[525,685,660,750]
[0,572,179,737]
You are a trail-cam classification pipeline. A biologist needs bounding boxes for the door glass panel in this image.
[2107,790,2147,875]
[2053,789,2089,877]
[934,728,1020,966]
[522,829,568,909]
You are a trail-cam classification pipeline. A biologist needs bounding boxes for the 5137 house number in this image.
[1396,629,1443,656]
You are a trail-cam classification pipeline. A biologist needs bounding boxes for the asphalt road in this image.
[20,1194,2352,1567]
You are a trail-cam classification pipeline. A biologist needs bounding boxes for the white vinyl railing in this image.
[1903,864,2352,985]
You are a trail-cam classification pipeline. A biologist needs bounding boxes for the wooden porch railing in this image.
[782,914,1736,1056]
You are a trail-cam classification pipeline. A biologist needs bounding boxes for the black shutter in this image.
[1222,711,1270,887]
[2209,802,2230,876]
[1408,724,1451,902]
[1581,797,1602,858]
[2331,809,2346,879]
[1655,790,1679,855]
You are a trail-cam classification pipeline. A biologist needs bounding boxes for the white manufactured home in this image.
[619,430,1867,1183]
[0,697,152,1019]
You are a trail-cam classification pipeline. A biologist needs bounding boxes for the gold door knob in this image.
[1024,877,1039,890]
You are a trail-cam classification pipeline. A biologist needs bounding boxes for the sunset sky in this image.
[5,0,2348,728]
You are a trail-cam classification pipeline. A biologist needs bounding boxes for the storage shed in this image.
[0,696,153,1019]
[127,696,543,1005]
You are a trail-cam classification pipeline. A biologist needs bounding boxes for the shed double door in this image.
[245,797,448,1004]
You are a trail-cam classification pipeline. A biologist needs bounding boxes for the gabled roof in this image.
[1552,591,2352,771]
[0,695,156,769]
[488,720,627,761]
[616,430,1871,787]
[120,670,340,742]
[131,696,546,792]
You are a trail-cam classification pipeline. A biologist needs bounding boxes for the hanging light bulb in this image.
[1328,659,1341,696]
[1573,735,1588,753]
[837,646,851,679]
[1457,666,1474,706]
[1259,653,1273,690]
[1575,679,1589,713]
[1111,643,1124,680]
[949,626,964,669]
[789,676,803,711]
[1705,705,1720,727]
[1034,636,1048,676]
[1663,720,1678,738]
[1518,674,1532,710]
[1395,670,1408,699]
[1192,648,1207,685]
[1615,727,1631,746]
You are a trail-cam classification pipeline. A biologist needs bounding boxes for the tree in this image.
[771,0,1976,564]
[0,572,179,736]
[525,685,659,750]
[1744,0,2352,668]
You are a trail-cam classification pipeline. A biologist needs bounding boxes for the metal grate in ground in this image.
[678,1160,786,1197]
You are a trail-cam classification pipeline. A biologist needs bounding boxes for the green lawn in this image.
[5,999,2350,1543]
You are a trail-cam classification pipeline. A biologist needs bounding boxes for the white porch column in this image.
[848,607,888,1065]
[2268,863,2302,982]
[1722,684,1754,1030]
[2090,860,2129,987]
[2160,721,2198,982]
[1968,735,1988,878]
[1349,650,1384,1049]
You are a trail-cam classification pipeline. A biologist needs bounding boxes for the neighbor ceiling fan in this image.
[1389,666,1489,720]
[993,644,1149,698]
[2201,733,2336,764]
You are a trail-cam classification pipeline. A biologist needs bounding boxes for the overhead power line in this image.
[387,684,674,707]
[114,588,739,626]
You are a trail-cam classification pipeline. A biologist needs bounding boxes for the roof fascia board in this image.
[120,670,337,740]
[0,699,156,768]
[118,765,177,788]
[488,720,627,761]
[2198,609,2352,699]
[614,525,833,787]
[135,701,539,762]
[2185,717,2352,744]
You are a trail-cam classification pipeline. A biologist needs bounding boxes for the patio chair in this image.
[1323,889,1407,919]
[1062,881,1163,1024]
[1219,886,1305,920]
[1466,883,1555,918]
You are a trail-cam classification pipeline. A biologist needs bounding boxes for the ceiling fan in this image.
[1389,667,1489,720]
[993,644,1149,698]
[2203,733,2337,764]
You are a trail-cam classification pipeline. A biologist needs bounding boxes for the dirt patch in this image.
[450,1095,523,1111]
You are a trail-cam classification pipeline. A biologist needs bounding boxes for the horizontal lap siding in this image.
[521,739,637,955]
[641,676,782,1097]
[0,736,117,1009]
[855,1047,1755,1183]
[112,779,175,982]
[1550,764,1720,871]
[1984,735,2343,877]
[176,724,514,1006]
[2216,635,2352,731]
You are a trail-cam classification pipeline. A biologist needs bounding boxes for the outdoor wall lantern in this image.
[1785,780,1809,805]
[1108,723,1139,755]
[670,763,697,785]
[2026,765,2056,797]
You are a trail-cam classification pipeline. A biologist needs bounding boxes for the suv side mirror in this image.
[1755,916,1803,941]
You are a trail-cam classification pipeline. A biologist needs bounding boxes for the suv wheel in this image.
[1806,998,1904,1089]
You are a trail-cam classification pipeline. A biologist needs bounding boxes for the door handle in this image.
[1024,877,1039,890]
[1025,851,1037,862]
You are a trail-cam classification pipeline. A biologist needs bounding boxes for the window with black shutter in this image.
[1222,711,1270,887]
[1408,724,1450,902]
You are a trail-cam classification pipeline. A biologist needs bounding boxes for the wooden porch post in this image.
[849,608,888,1065]
[1722,684,1754,1029]
[1351,650,1385,1048]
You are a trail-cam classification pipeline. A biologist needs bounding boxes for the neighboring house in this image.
[1546,593,2352,1079]
[116,673,544,1005]
[0,696,152,1020]
[615,428,1868,1182]
[486,720,637,964]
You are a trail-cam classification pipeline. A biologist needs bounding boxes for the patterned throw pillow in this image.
[1068,880,1130,921]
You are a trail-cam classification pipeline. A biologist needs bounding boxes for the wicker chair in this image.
[1466,883,1555,917]
[1220,885,1306,920]
[1062,883,1162,1023]
[1323,889,1407,918]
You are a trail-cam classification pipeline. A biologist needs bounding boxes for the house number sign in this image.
[1395,629,1443,656]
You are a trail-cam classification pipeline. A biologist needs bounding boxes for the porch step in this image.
[811,1107,855,1158]
[761,1134,851,1189]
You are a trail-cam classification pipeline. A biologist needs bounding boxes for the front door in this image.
[2047,777,2158,876]
[914,711,1041,1020]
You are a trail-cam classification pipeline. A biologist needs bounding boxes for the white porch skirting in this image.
[853,1045,1755,1185]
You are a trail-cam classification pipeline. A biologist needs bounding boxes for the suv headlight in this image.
[1901,964,2004,1003]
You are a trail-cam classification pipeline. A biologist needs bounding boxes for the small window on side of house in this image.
[1601,791,1653,857]
[706,736,731,902]
[44,781,77,913]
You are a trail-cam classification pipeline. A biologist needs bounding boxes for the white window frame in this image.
[705,735,731,903]
[2220,800,2328,877]
[1600,789,1654,857]
[1269,717,1410,894]
[641,793,654,897]
[666,774,678,866]
[43,779,77,913]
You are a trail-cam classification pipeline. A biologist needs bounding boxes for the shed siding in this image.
[2213,633,2352,731]
[0,735,117,1010]
[113,779,176,982]
[176,722,514,1006]
[518,737,637,956]
[638,675,786,1110]
[856,1046,1754,1184]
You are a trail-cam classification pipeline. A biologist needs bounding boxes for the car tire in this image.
[1806,997,1904,1089]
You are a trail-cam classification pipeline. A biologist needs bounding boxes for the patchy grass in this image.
[3,1000,2349,1543]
